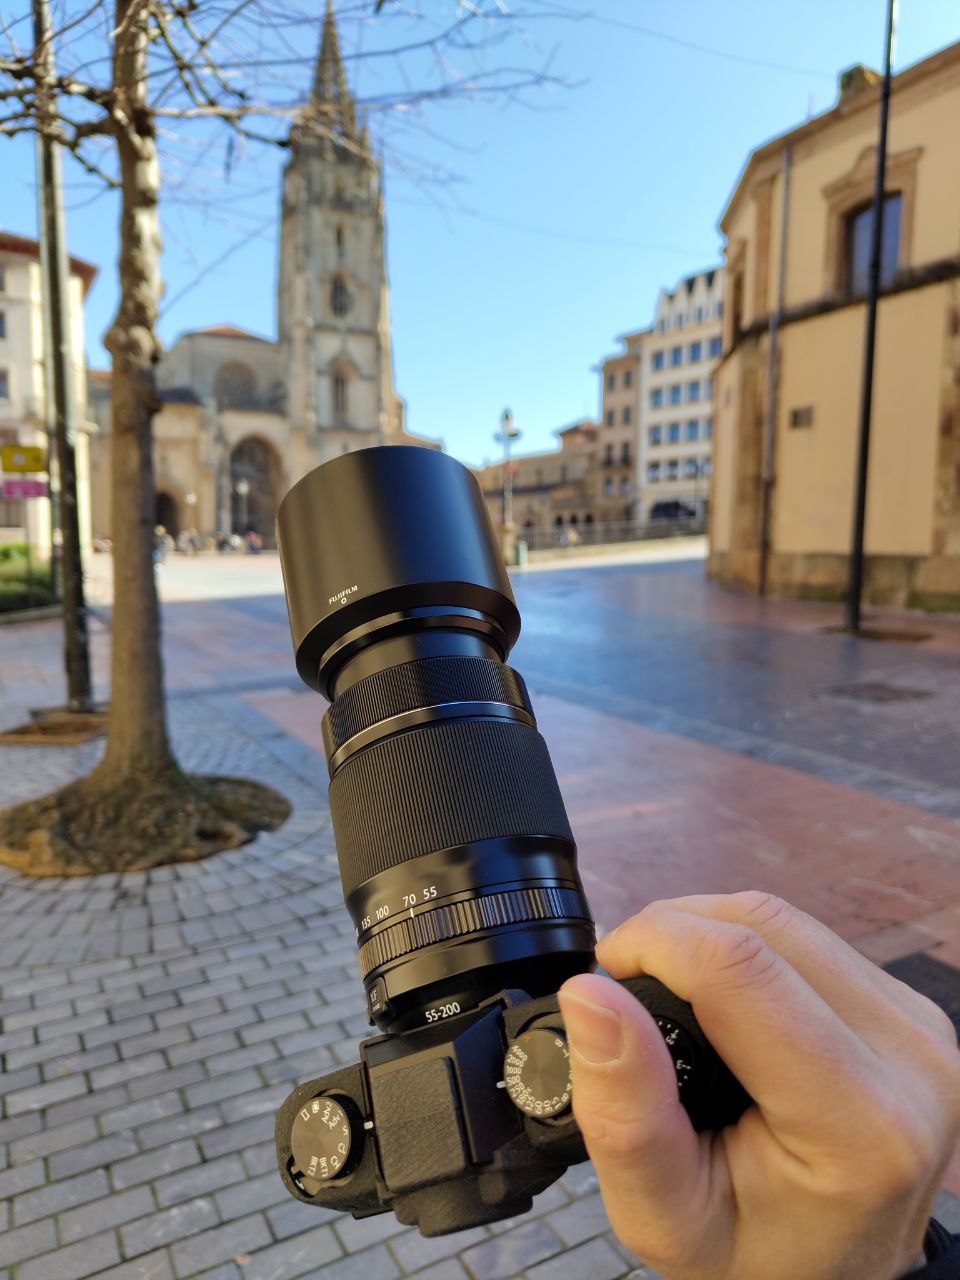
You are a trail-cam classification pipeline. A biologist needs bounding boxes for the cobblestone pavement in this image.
[1,551,959,1279]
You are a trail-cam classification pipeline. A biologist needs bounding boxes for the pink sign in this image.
[1,479,47,500]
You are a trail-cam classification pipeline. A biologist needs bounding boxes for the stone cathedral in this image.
[87,4,437,546]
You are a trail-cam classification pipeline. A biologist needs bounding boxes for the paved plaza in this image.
[1,547,959,1279]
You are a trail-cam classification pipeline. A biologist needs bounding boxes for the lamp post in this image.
[494,409,521,564]
[235,476,250,532]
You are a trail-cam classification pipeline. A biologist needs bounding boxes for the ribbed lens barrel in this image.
[276,448,595,1032]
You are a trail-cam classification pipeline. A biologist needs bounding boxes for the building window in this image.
[652,350,664,371]
[686,381,701,403]
[674,314,685,330]
[620,477,630,495]
[669,384,681,405]
[649,426,662,446]
[694,306,704,323]
[688,340,701,362]
[0,367,8,399]
[331,274,351,316]
[605,409,614,426]
[702,458,713,477]
[623,369,633,388]
[667,460,679,480]
[584,513,594,523]
[604,444,613,465]
[705,416,714,439]
[790,406,815,429]
[650,388,663,409]
[621,442,631,465]
[686,420,699,442]
[708,336,722,358]
[844,192,902,297]
[555,515,563,526]
[336,226,345,259]
[604,478,614,496]
[0,311,5,340]
[668,422,680,444]
[606,372,616,390]
[647,462,660,482]
[684,458,699,478]
[670,345,683,367]
[0,266,5,292]
[333,372,348,421]
[622,405,631,425]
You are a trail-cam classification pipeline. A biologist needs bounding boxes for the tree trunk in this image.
[0,0,292,876]
[98,0,175,781]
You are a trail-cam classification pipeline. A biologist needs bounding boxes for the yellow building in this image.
[709,46,960,610]
[477,420,600,540]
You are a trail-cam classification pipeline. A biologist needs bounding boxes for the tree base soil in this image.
[0,711,108,746]
[0,770,291,876]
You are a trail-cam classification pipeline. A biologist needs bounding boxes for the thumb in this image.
[558,972,707,1260]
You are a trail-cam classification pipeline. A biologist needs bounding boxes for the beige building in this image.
[596,345,641,521]
[638,269,722,520]
[477,420,600,540]
[89,6,437,547]
[0,231,97,555]
[709,46,960,610]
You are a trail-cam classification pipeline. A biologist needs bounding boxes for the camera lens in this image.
[277,447,594,1032]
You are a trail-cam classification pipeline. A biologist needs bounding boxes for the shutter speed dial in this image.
[503,1026,572,1119]
[502,1015,697,1124]
[289,1095,356,1195]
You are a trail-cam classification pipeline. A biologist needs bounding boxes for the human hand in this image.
[558,892,960,1280]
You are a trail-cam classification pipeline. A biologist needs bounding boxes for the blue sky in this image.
[3,1,957,467]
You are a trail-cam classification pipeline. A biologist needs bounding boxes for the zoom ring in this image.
[358,885,590,979]
[325,656,533,758]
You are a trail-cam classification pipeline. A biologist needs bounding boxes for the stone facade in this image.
[88,5,437,547]
[0,232,97,556]
[709,44,960,611]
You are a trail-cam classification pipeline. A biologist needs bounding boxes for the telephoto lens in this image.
[276,446,596,1034]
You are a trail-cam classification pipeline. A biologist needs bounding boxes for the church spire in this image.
[311,1,356,140]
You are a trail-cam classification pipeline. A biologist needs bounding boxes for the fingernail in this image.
[560,989,623,1064]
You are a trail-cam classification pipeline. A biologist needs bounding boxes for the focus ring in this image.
[358,885,590,979]
[324,656,532,759]
[329,718,574,899]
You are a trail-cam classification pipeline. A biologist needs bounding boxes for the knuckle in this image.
[695,923,781,990]
[914,993,959,1051]
[867,1119,942,1200]
[729,890,795,932]
[574,1101,666,1164]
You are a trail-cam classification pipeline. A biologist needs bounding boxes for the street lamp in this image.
[494,408,521,529]
[235,476,250,531]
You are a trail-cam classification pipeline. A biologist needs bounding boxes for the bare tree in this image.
[0,0,564,874]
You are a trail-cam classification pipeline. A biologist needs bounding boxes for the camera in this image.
[273,446,748,1236]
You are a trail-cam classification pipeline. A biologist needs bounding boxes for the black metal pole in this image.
[845,0,896,633]
[33,0,94,710]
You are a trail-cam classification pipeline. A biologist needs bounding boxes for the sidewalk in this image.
[0,609,656,1280]
[0,559,958,1279]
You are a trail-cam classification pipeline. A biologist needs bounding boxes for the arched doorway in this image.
[155,492,179,537]
[229,437,283,545]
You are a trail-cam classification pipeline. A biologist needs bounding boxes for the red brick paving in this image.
[247,682,960,1196]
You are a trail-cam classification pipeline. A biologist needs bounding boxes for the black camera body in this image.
[275,977,748,1236]
[273,446,748,1237]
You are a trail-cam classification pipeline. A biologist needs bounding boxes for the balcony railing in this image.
[519,515,705,552]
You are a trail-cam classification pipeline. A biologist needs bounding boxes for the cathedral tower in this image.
[278,2,403,461]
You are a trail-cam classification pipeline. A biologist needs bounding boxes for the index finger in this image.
[607,901,884,1153]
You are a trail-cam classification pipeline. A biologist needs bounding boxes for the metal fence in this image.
[519,517,706,553]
